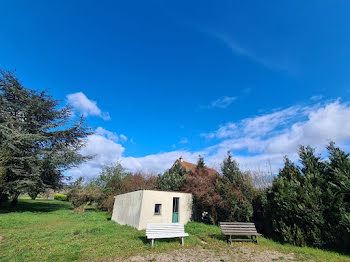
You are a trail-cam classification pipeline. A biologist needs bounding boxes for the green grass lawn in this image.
[0,198,349,262]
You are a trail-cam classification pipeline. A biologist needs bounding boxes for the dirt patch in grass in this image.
[0,235,3,242]
[123,245,299,262]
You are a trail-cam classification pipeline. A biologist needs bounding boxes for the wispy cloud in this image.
[179,138,189,144]
[310,95,324,101]
[198,96,237,111]
[201,105,309,139]
[67,92,110,120]
[242,88,252,94]
[120,134,128,142]
[197,27,295,73]
[210,96,236,109]
[215,33,290,72]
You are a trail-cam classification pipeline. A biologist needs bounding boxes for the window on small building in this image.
[154,204,161,215]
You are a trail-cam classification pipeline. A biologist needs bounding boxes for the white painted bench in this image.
[146,223,189,247]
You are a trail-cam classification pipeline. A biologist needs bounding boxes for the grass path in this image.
[0,198,349,262]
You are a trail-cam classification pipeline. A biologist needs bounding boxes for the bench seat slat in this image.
[147,233,189,239]
[222,232,261,236]
[221,227,257,230]
[220,224,256,227]
[222,228,258,230]
[220,223,255,225]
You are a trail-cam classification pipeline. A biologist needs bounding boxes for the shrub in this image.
[101,194,115,213]
[54,194,68,201]
[67,186,103,210]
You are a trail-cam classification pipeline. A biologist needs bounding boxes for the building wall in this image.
[138,190,193,230]
[111,190,193,230]
[111,190,143,229]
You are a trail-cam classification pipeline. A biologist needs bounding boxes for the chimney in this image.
[179,156,183,162]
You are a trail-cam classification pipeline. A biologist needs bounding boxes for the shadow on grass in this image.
[0,199,72,214]
[209,233,227,242]
[208,234,255,244]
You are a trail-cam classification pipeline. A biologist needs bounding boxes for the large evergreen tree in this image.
[322,143,350,251]
[0,70,92,204]
[157,161,186,191]
[218,152,255,222]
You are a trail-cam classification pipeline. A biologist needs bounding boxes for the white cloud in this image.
[66,127,125,179]
[67,101,350,179]
[265,101,350,154]
[202,105,309,139]
[201,122,237,139]
[120,134,128,142]
[202,101,350,173]
[310,95,324,101]
[241,106,308,137]
[67,92,110,120]
[121,151,200,174]
[210,96,236,109]
[95,127,119,142]
[179,138,189,144]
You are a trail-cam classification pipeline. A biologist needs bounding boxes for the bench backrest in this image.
[146,223,186,237]
[219,222,258,235]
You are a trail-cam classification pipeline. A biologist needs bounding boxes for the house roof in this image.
[175,157,219,176]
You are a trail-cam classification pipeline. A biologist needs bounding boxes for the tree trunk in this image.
[11,192,20,205]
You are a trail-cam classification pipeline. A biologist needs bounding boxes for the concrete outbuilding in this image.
[111,190,193,230]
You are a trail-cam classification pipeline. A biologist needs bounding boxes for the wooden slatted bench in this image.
[146,223,189,247]
[219,222,261,244]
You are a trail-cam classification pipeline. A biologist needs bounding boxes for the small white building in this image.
[111,190,193,230]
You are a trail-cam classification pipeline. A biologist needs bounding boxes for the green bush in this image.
[67,186,103,209]
[262,144,350,253]
[54,194,68,201]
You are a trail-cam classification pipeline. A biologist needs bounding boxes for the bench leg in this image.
[256,236,259,245]
[181,237,184,246]
[229,235,232,245]
[151,239,154,247]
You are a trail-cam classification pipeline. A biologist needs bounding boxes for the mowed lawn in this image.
[0,198,349,262]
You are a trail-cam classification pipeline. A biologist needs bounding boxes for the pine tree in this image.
[196,155,206,169]
[267,147,325,247]
[322,143,350,251]
[218,151,254,222]
[157,161,186,191]
[266,157,307,246]
[0,70,92,204]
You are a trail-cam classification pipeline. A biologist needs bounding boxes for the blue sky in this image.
[1,1,350,178]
